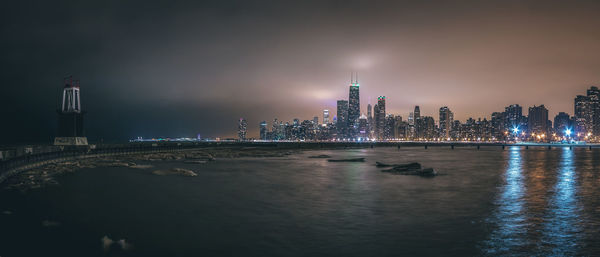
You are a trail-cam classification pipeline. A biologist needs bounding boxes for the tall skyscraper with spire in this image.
[348,72,360,138]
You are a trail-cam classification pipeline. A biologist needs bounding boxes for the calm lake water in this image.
[2,146,600,256]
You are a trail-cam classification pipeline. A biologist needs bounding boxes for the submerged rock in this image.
[108,162,131,167]
[417,168,437,177]
[308,154,332,158]
[381,165,437,177]
[376,162,437,176]
[379,162,422,171]
[327,158,365,162]
[395,168,437,177]
[152,168,197,177]
[183,160,207,164]
[375,162,393,167]
[129,164,154,169]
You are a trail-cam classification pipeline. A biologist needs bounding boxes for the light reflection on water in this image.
[484,146,527,255]
[541,147,582,255]
[484,147,584,256]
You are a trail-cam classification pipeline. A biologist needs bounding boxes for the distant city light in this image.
[236,77,597,144]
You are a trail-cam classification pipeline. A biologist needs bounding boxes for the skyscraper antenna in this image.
[356,72,358,84]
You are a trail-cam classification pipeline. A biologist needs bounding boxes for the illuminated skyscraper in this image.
[411,106,420,140]
[574,95,591,134]
[384,114,395,139]
[271,118,280,140]
[439,106,453,139]
[491,112,505,139]
[528,105,549,136]
[358,114,368,138]
[587,86,600,136]
[416,116,435,139]
[337,100,349,138]
[553,112,571,137]
[394,117,407,139]
[407,112,415,139]
[279,121,287,139]
[504,104,523,130]
[414,106,421,120]
[323,109,330,124]
[259,121,268,140]
[348,73,360,137]
[375,96,386,139]
[374,104,379,138]
[238,118,247,141]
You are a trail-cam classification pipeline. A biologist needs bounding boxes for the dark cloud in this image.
[2,0,600,143]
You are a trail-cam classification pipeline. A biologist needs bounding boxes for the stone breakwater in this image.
[2,147,296,191]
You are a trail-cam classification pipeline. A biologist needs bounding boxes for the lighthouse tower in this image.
[54,76,88,146]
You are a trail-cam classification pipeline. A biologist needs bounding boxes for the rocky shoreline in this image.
[3,147,297,191]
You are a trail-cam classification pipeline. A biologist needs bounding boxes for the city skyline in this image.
[250,78,596,143]
[3,0,600,143]
[246,75,598,133]
[246,78,598,140]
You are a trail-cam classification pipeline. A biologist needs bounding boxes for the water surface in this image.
[1,146,600,256]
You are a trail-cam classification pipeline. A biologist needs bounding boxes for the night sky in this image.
[2,0,600,144]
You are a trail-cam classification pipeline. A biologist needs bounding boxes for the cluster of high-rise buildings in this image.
[238,77,600,143]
